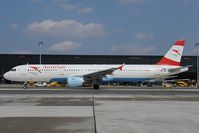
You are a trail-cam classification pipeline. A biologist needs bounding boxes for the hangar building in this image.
[0,54,196,84]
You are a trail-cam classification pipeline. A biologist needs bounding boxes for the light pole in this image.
[38,41,43,64]
[195,42,199,88]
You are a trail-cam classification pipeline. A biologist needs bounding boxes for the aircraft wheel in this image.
[147,83,153,87]
[93,84,99,89]
[23,82,28,89]
[23,86,27,89]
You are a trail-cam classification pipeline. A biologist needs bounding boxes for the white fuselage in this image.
[3,64,187,82]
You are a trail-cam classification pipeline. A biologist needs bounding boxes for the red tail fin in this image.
[156,40,185,66]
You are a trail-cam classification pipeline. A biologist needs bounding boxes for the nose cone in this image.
[3,72,10,80]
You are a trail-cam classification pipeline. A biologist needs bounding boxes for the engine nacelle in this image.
[102,77,113,82]
[67,77,84,87]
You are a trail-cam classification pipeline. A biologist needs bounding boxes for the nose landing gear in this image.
[23,82,28,89]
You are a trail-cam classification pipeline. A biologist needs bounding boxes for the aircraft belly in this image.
[110,71,156,82]
[114,71,154,78]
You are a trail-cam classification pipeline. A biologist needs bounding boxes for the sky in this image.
[0,0,199,55]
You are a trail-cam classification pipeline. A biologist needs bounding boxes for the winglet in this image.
[117,63,125,71]
[168,65,192,73]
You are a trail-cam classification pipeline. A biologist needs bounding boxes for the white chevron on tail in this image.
[156,40,185,66]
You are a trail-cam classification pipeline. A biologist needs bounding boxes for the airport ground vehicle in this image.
[162,83,174,87]
[162,79,196,88]
[34,82,47,87]
[176,80,189,87]
[175,79,196,87]
[47,82,64,87]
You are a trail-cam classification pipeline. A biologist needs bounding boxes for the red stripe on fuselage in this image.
[175,40,185,46]
[156,57,180,66]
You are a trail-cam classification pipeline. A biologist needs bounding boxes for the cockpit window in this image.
[11,68,16,71]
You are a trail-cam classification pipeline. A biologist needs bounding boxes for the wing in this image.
[83,64,124,81]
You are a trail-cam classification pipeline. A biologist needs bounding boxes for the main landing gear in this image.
[93,84,99,89]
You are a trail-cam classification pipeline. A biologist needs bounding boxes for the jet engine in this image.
[67,77,84,87]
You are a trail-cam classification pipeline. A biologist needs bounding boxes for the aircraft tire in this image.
[23,86,27,89]
[93,84,99,89]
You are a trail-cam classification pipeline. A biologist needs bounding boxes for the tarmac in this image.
[0,85,199,133]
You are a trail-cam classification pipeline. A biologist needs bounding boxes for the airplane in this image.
[3,40,191,89]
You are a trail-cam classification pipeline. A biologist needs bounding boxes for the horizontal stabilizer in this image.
[168,65,192,73]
